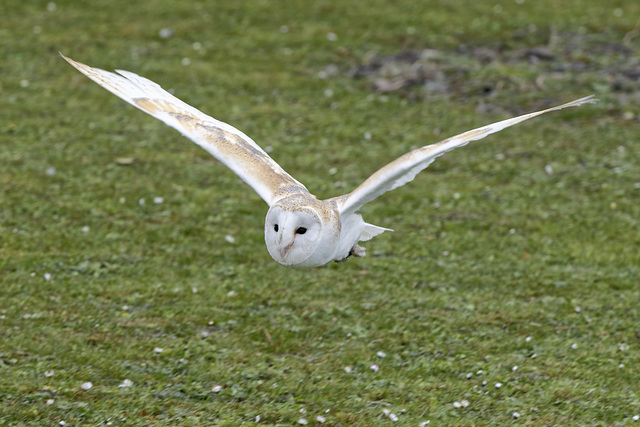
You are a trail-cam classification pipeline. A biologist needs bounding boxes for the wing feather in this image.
[338,96,596,217]
[61,53,307,206]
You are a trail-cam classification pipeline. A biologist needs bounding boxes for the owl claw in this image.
[335,244,366,263]
[350,244,366,258]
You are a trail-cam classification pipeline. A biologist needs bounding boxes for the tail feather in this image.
[360,223,393,242]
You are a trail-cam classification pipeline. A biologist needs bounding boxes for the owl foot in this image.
[335,244,366,263]
[350,244,366,258]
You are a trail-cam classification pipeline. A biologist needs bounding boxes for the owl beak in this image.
[278,235,295,260]
[279,241,294,259]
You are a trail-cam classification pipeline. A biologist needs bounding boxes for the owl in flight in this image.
[61,54,594,267]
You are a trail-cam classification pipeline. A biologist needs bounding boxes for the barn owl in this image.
[61,54,595,267]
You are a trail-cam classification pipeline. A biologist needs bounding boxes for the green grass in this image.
[2,0,640,425]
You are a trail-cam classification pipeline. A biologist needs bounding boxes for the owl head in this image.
[264,202,325,267]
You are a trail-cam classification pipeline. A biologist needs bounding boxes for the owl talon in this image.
[336,243,367,262]
[335,244,366,263]
[350,244,366,258]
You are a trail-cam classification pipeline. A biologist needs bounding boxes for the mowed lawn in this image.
[2,0,639,425]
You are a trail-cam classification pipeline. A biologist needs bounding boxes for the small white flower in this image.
[571,343,578,350]
[531,353,537,359]
[316,415,326,422]
[225,235,235,243]
[154,347,164,353]
[81,382,93,390]
[453,401,461,408]
[461,399,469,407]
[81,226,90,233]
[619,363,625,368]
[525,336,532,342]
[192,42,202,50]
[389,413,398,422]
[513,412,521,419]
[512,366,518,372]
[545,164,553,175]
[280,25,289,33]
[575,306,581,313]
[299,408,306,414]
[619,345,626,351]
[344,366,352,373]
[159,28,174,38]
[255,415,261,422]
[211,385,222,393]
[44,370,55,377]
[466,373,473,379]
[326,32,337,41]
[46,399,54,405]
[44,273,51,281]
[298,418,308,425]
[632,414,639,421]
[119,379,133,388]
[138,198,145,205]
[59,422,66,426]
[476,370,484,375]
[153,196,164,204]
[376,351,386,358]
[382,409,390,416]
[46,167,56,176]
[419,422,431,426]
[370,364,379,372]
[47,2,56,12]
[364,131,372,140]
[495,382,502,388]
[227,290,236,297]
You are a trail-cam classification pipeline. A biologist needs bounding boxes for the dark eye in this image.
[273,224,279,232]
[296,227,307,235]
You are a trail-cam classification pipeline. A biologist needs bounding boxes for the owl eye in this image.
[296,227,307,235]
[273,224,279,232]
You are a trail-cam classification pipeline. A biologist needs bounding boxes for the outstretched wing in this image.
[61,53,308,206]
[338,96,596,217]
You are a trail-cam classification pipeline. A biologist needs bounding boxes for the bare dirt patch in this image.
[344,30,640,114]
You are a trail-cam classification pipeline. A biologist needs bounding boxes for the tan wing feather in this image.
[61,53,307,206]
[338,96,596,217]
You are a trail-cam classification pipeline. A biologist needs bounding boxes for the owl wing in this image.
[61,53,308,206]
[338,96,596,218]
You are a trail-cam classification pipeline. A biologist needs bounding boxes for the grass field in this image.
[2,0,640,425]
